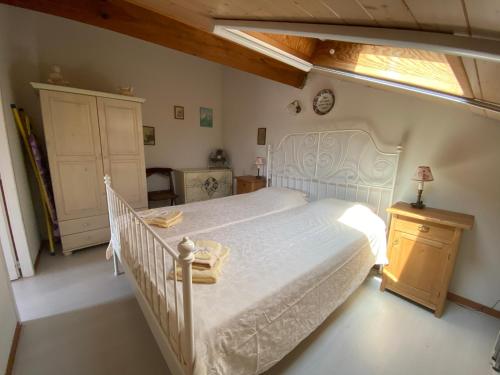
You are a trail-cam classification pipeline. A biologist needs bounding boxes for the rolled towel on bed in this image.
[144,210,183,228]
[192,239,223,269]
[170,246,230,284]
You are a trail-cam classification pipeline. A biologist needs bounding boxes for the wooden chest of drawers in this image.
[236,175,266,194]
[380,202,474,317]
[174,168,232,204]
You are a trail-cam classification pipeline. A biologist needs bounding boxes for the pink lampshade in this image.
[412,166,434,182]
[255,157,265,166]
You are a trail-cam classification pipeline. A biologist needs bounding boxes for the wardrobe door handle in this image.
[418,224,430,233]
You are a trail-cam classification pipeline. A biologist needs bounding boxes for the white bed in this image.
[167,198,387,374]
[104,129,401,375]
[136,186,308,243]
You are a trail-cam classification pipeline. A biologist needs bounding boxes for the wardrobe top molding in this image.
[30,82,146,103]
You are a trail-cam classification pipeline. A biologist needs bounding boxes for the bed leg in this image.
[113,250,123,276]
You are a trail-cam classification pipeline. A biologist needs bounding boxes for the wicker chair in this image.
[146,167,178,206]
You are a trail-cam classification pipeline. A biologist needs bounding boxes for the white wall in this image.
[0,240,19,373]
[0,6,40,275]
[222,68,500,309]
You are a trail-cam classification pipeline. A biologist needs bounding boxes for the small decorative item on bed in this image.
[411,166,434,209]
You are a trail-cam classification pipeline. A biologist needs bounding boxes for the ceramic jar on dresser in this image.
[32,83,148,255]
[174,168,232,204]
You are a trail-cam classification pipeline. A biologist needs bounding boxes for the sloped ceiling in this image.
[3,0,500,118]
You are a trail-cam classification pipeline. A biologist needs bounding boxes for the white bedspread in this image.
[137,187,307,244]
[162,198,387,375]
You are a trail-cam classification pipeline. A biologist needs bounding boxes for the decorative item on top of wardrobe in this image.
[208,149,230,169]
[47,65,69,86]
[118,85,134,96]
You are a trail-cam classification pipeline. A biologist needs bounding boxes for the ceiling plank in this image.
[461,57,483,99]
[288,0,341,23]
[320,0,377,26]
[1,0,306,88]
[312,40,473,97]
[445,55,474,98]
[404,0,469,34]
[475,59,500,104]
[357,0,420,29]
[464,0,500,39]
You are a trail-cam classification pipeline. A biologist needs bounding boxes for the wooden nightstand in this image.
[380,202,474,317]
[235,175,266,194]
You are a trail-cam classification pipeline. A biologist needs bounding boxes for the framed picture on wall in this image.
[200,107,213,128]
[257,127,267,145]
[143,126,155,145]
[174,105,184,120]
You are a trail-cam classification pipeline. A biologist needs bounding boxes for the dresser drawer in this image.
[237,179,252,194]
[61,227,111,252]
[59,214,109,236]
[185,183,230,203]
[184,170,230,187]
[394,216,454,244]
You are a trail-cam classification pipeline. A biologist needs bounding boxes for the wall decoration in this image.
[286,100,302,115]
[143,126,155,145]
[200,107,213,128]
[174,105,184,120]
[313,89,335,115]
[257,127,267,145]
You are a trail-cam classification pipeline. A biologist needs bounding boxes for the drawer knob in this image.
[418,224,430,233]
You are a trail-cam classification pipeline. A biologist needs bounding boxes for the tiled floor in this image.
[11,246,500,374]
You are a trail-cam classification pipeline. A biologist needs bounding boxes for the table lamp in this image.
[255,157,265,179]
[411,166,434,209]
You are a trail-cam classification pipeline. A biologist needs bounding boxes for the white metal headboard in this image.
[267,129,402,221]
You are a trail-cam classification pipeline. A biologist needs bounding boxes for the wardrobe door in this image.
[40,91,106,221]
[97,98,147,209]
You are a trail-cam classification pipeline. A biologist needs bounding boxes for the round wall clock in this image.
[313,89,335,115]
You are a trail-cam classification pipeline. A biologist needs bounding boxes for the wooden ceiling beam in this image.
[1,0,306,88]
[124,0,214,32]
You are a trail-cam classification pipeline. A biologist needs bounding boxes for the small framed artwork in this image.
[257,127,266,145]
[200,107,213,128]
[174,105,184,120]
[143,126,155,145]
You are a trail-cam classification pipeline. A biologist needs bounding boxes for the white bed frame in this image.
[104,129,402,375]
[266,129,402,222]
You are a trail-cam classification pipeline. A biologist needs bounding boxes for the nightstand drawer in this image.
[394,216,454,244]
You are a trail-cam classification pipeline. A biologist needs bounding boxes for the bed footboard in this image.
[104,175,195,375]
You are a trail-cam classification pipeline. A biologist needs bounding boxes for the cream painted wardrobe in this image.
[32,83,147,255]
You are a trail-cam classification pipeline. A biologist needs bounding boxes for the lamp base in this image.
[411,188,425,209]
[411,201,426,209]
